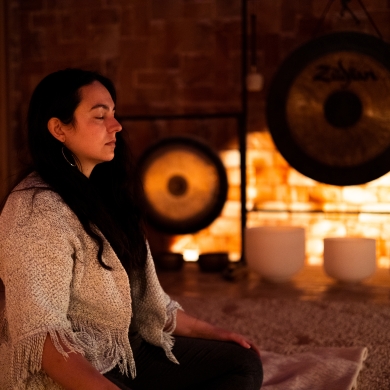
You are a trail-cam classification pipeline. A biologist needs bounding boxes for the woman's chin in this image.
[102,153,115,162]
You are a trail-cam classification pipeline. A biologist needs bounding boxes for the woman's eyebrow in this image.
[90,104,115,111]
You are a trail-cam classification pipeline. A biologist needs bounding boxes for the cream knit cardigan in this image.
[0,173,181,389]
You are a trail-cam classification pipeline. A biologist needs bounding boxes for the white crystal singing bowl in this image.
[323,237,376,283]
[245,226,305,282]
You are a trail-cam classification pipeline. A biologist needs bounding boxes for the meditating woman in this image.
[0,68,263,390]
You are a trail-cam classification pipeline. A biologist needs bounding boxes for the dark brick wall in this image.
[6,0,246,173]
[6,0,390,164]
[4,0,390,254]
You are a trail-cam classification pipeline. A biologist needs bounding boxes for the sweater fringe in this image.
[70,315,136,378]
[11,326,84,389]
[161,331,179,364]
[161,300,183,365]
[9,318,136,389]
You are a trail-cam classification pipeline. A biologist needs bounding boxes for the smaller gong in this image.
[137,136,228,234]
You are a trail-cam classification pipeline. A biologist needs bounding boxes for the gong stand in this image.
[313,0,383,39]
[117,112,246,248]
[117,0,250,275]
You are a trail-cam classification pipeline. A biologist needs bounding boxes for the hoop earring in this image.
[62,146,76,167]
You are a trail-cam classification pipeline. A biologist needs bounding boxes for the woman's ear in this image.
[47,118,67,143]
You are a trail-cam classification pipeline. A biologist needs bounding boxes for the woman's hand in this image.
[215,328,261,356]
[172,310,261,356]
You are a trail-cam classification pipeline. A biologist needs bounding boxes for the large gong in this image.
[266,32,390,185]
[137,136,228,234]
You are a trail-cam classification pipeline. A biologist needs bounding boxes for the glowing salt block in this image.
[323,237,376,283]
[245,226,305,282]
[308,256,323,266]
[183,249,199,262]
[378,256,390,269]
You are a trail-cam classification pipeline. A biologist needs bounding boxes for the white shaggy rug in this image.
[173,296,390,390]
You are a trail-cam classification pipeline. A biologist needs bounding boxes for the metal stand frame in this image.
[117,0,249,274]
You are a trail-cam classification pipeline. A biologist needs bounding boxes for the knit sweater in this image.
[0,173,181,389]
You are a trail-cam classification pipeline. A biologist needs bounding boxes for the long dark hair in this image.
[13,68,147,272]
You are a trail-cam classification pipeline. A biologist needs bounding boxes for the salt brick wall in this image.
[246,132,390,266]
[4,0,390,261]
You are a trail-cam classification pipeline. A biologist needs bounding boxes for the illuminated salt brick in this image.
[220,200,241,218]
[288,169,317,186]
[288,214,314,225]
[361,203,390,213]
[380,224,390,238]
[209,218,240,236]
[367,172,390,187]
[273,152,290,168]
[245,217,261,227]
[254,185,275,202]
[272,185,289,202]
[227,185,241,201]
[289,202,317,211]
[378,256,390,269]
[376,239,388,256]
[256,167,287,185]
[289,187,310,203]
[247,186,257,200]
[225,236,241,254]
[219,150,240,168]
[346,225,381,238]
[358,213,389,223]
[322,203,360,212]
[247,131,275,150]
[247,171,257,187]
[307,256,323,266]
[246,200,254,211]
[310,220,347,236]
[247,150,274,168]
[377,188,390,202]
[196,235,229,253]
[309,185,343,203]
[247,212,289,223]
[257,201,288,210]
[342,187,377,204]
[226,167,241,186]
[170,235,198,254]
[306,238,324,256]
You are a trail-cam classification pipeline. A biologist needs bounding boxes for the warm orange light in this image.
[167,132,390,270]
[183,249,199,262]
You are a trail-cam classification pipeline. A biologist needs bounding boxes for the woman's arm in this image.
[172,310,260,356]
[42,334,120,390]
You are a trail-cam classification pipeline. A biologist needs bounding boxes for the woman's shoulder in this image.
[11,172,59,201]
[13,171,50,191]
[0,173,81,244]
[2,172,71,222]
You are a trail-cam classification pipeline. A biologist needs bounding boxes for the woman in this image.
[0,68,263,390]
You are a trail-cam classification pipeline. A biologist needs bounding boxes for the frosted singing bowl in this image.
[245,226,305,282]
[323,237,376,283]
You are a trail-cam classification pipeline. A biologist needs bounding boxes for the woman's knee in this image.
[240,348,263,388]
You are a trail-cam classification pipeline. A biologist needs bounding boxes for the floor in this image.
[1,263,389,311]
[157,262,390,305]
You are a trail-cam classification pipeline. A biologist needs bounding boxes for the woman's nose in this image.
[109,117,122,133]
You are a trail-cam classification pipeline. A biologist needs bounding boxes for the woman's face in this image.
[63,81,122,177]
